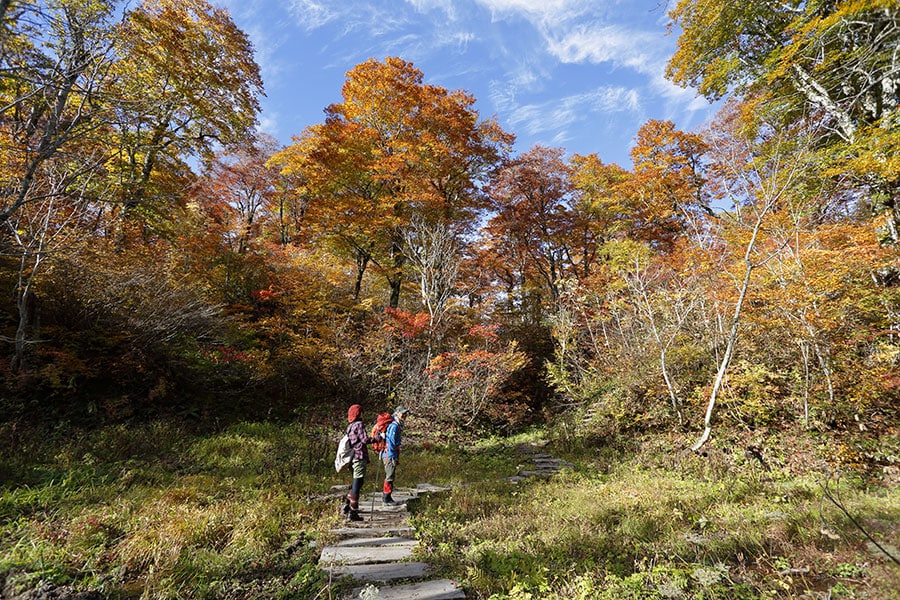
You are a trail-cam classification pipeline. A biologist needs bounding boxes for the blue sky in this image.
[219,0,714,168]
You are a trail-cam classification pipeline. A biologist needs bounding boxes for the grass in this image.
[0,420,347,598]
[0,419,897,599]
[411,430,900,600]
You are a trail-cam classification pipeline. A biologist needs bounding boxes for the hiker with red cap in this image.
[380,406,409,506]
[342,404,383,522]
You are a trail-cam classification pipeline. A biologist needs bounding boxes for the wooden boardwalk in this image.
[319,447,573,599]
[320,484,465,599]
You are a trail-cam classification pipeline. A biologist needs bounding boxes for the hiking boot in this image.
[340,497,350,515]
[347,511,363,522]
[382,493,397,506]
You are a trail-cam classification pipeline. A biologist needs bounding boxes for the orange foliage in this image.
[269,57,512,307]
[382,308,431,339]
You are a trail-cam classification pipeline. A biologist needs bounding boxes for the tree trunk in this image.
[353,250,369,301]
[387,238,405,308]
[660,347,683,425]
[799,340,810,429]
[388,273,402,309]
[691,258,752,452]
[12,254,40,373]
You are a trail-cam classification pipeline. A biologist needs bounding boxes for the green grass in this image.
[1,421,897,599]
[0,420,352,598]
[411,431,900,600]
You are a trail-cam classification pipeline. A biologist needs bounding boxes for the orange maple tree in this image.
[269,57,512,308]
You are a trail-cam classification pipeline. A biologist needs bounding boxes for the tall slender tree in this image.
[691,110,815,451]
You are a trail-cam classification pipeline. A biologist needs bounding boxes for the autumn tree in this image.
[0,0,117,225]
[628,119,711,250]
[0,0,121,373]
[1,0,264,226]
[485,146,579,313]
[269,117,388,302]
[667,0,900,243]
[483,127,709,331]
[752,222,899,427]
[1,0,264,394]
[270,57,512,308]
[569,154,633,250]
[184,135,285,305]
[108,0,263,214]
[403,215,461,356]
[197,137,280,253]
[5,156,95,372]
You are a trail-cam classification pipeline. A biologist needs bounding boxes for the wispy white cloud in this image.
[546,25,660,75]
[286,0,340,30]
[447,31,476,49]
[506,86,641,138]
[404,0,459,20]
[474,0,594,28]
[418,30,476,59]
[379,33,425,57]
[474,0,713,139]
[488,57,549,109]
[648,72,714,123]
[468,0,695,124]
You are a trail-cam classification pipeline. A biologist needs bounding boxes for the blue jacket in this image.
[383,417,403,460]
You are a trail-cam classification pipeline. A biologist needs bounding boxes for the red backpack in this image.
[370,413,393,453]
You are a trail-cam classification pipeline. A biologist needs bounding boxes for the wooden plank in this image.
[326,561,431,582]
[352,579,465,599]
[320,544,415,565]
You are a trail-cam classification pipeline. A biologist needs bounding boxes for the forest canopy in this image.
[0,0,897,452]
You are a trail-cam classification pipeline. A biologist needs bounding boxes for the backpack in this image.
[334,429,352,473]
[370,413,393,453]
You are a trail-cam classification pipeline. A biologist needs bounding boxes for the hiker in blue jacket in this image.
[381,406,408,506]
[344,404,382,522]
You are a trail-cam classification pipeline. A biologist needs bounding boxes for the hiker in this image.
[343,404,383,522]
[381,406,408,506]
